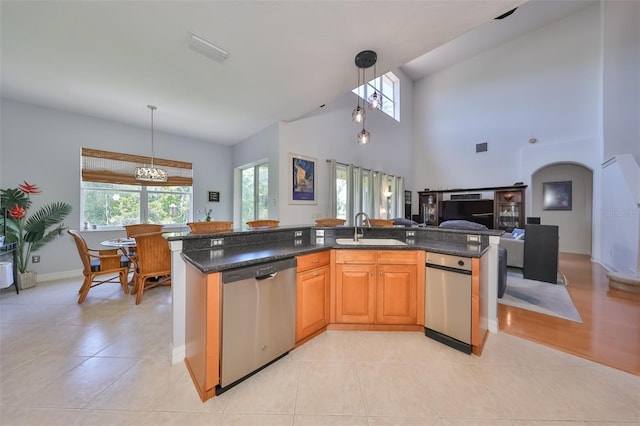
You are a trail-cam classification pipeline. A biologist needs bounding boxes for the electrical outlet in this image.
[210,238,224,247]
[32,255,40,263]
[406,230,416,237]
[467,235,480,243]
[294,231,303,238]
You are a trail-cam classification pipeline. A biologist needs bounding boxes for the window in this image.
[329,160,404,225]
[240,162,269,225]
[81,182,191,227]
[80,148,193,229]
[352,71,400,121]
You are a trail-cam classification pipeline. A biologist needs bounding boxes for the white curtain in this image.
[327,159,337,217]
[327,159,403,224]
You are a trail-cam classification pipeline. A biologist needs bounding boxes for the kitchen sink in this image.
[335,238,407,246]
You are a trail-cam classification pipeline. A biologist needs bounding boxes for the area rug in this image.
[499,269,583,323]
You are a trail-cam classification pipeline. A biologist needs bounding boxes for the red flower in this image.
[8,204,26,220]
[18,181,41,194]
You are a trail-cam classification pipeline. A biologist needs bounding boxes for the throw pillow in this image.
[512,228,525,240]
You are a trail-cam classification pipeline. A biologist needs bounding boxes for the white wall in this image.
[412,4,603,258]
[413,4,601,191]
[0,98,233,276]
[601,155,640,275]
[602,0,640,164]
[531,163,593,255]
[277,68,415,225]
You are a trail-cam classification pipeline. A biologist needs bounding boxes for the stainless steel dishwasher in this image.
[217,257,297,394]
[425,252,472,354]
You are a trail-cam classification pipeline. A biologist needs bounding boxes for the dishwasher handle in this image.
[426,262,472,275]
[256,272,278,281]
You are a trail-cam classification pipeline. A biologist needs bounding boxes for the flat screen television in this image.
[440,199,494,228]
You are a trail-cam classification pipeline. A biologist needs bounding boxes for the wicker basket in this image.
[368,219,394,227]
[315,218,346,227]
[246,220,279,229]
[187,221,233,233]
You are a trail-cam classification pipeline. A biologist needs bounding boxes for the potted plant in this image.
[0,181,72,289]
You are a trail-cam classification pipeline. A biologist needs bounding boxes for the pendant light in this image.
[351,67,366,123]
[368,62,382,110]
[353,50,377,145]
[357,122,370,145]
[134,105,168,182]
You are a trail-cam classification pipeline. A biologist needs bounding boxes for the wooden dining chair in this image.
[315,218,346,227]
[187,221,233,233]
[68,230,130,304]
[123,224,162,275]
[132,231,171,305]
[246,219,279,229]
[124,224,163,238]
[368,219,394,227]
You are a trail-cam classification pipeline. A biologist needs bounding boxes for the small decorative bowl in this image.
[503,194,514,201]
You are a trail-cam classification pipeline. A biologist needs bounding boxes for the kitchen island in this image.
[167,225,503,400]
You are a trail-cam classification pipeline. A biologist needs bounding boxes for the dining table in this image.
[100,237,137,286]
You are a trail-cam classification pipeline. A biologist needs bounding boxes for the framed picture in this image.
[289,153,316,205]
[208,191,220,202]
[543,181,572,210]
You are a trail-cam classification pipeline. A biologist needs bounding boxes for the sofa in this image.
[500,229,524,268]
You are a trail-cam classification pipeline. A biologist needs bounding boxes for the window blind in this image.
[81,148,193,186]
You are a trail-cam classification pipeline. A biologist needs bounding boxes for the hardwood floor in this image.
[498,252,640,375]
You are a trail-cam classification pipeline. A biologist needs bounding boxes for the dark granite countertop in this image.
[181,234,488,274]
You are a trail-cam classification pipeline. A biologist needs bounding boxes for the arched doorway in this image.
[531,163,593,255]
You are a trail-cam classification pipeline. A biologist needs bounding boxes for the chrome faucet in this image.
[354,212,370,241]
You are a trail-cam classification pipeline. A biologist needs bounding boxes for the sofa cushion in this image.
[393,217,419,227]
[439,220,488,231]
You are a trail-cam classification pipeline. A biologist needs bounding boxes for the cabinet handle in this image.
[312,271,319,277]
[312,259,319,263]
[370,271,374,276]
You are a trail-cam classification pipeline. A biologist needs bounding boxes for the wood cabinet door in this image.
[335,263,376,323]
[376,264,417,324]
[296,265,330,342]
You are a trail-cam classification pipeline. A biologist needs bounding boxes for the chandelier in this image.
[134,105,168,182]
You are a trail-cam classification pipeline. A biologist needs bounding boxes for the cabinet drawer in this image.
[377,250,420,265]
[335,250,376,264]
[297,251,330,272]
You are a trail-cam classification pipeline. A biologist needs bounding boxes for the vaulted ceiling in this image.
[5,0,595,146]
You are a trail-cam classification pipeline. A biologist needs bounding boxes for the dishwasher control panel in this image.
[426,252,472,272]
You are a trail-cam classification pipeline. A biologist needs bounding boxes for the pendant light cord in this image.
[148,105,157,168]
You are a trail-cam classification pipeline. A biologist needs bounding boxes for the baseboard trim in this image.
[172,344,185,365]
[488,319,498,334]
[36,270,83,283]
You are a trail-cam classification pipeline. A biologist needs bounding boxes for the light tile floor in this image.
[1,278,639,426]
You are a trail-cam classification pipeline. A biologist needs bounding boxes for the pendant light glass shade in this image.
[135,105,168,183]
[357,126,370,145]
[368,91,381,110]
[368,63,382,110]
[352,105,365,123]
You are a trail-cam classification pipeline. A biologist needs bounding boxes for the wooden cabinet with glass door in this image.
[494,188,525,230]
[417,191,439,225]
